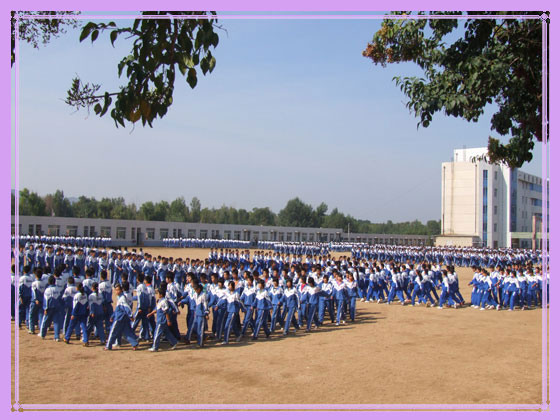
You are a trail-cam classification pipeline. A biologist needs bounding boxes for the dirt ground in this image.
[12,247,545,405]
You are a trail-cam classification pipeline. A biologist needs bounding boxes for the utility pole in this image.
[348,223,350,242]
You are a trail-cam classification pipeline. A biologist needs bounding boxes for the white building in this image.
[438,147,546,249]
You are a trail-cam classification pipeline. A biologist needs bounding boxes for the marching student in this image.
[252,279,272,340]
[82,268,96,296]
[318,274,335,324]
[28,268,47,334]
[87,282,106,345]
[38,276,62,341]
[344,272,359,320]
[282,279,300,335]
[333,273,347,326]
[306,278,321,331]
[269,278,284,332]
[98,270,114,336]
[18,265,33,330]
[222,281,243,344]
[104,283,138,351]
[240,275,256,336]
[11,265,16,321]
[209,278,228,341]
[147,286,178,352]
[132,274,151,342]
[192,283,209,347]
[62,277,79,339]
[297,276,309,329]
[64,283,89,346]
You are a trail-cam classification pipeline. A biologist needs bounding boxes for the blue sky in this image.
[13,14,544,223]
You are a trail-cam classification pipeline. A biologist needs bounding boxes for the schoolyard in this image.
[12,247,545,405]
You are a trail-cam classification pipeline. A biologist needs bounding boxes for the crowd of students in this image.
[12,239,547,352]
[12,235,111,248]
[163,238,251,249]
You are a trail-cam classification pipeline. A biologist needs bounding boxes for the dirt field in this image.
[12,247,545,405]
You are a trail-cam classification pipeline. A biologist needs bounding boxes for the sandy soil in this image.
[12,248,544,405]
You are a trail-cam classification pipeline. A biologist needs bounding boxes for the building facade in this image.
[11,215,429,248]
[439,147,546,248]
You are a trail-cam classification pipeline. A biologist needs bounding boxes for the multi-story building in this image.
[438,147,546,248]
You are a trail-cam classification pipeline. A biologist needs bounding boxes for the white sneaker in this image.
[149,347,157,352]
[430,304,435,307]
[437,307,443,310]
[453,303,458,309]
[341,320,346,324]
[171,344,177,350]
[360,298,365,302]
[480,307,486,311]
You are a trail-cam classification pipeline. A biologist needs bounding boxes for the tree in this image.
[19,188,47,216]
[71,196,98,218]
[51,190,73,217]
[168,197,190,222]
[190,197,201,222]
[153,200,170,221]
[138,201,156,221]
[11,11,80,66]
[363,12,546,168]
[278,198,315,227]
[65,12,220,128]
[426,219,442,236]
[249,207,276,226]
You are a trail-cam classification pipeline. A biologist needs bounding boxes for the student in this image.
[222,282,243,344]
[105,283,138,351]
[62,277,79,339]
[178,274,197,344]
[209,279,228,342]
[269,278,284,332]
[64,283,89,346]
[282,279,300,335]
[98,270,114,336]
[132,274,151,342]
[11,265,16,321]
[29,268,47,334]
[192,283,209,347]
[87,282,106,345]
[318,275,335,324]
[147,286,178,352]
[252,280,271,340]
[333,274,347,326]
[18,265,33,330]
[306,278,321,331]
[344,272,359,320]
[240,275,256,336]
[297,277,309,329]
[38,276,62,341]
[82,268,96,296]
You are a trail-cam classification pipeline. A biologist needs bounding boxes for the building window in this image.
[302,233,307,242]
[28,225,34,235]
[178,229,182,237]
[309,233,314,241]
[531,198,543,207]
[482,170,488,246]
[234,231,241,240]
[146,228,155,240]
[47,225,60,236]
[131,227,136,239]
[279,232,284,242]
[116,227,126,239]
[261,232,268,241]
[494,171,497,180]
[286,233,292,241]
[188,229,196,238]
[199,230,208,239]
[100,226,112,237]
[66,225,78,236]
[172,229,177,238]
[160,229,168,239]
[493,223,497,233]
[494,188,497,198]
[494,205,497,215]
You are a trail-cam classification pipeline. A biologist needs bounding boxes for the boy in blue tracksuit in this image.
[344,273,359,321]
[178,274,196,344]
[39,276,62,341]
[192,283,209,347]
[318,275,335,324]
[18,265,33,329]
[282,279,300,335]
[29,268,47,334]
[64,283,89,345]
[252,280,271,340]
[306,278,321,331]
[269,278,284,332]
[98,270,113,336]
[209,279,228,341]
[132,274,151,341]
[62,277,79,338]
[240,276,256,336]
[222,282,244,344]
[104,283,138,351]
[87,282,106,344]
[147,286,178,352]
[333,275,347,326]
[297,278,309,328]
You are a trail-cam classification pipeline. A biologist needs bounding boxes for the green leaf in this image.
[187,68,197,89]
[208,56,216,72]
[178,61,187,76]
[94,103,102,114]
[91,30,99,43]
[200,57,209,75]
[110,31,118,47]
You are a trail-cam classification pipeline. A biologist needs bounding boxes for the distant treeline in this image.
[12,189,440,236]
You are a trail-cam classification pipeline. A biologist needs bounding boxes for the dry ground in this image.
[12,247,544,405]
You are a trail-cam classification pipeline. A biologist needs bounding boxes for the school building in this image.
[12,216,430,248]
[436,147,548,249]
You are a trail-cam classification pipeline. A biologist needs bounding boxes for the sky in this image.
[12,13,544,223]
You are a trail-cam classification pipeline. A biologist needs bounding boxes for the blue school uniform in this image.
[192,291,209,347]
[87,291,106,343]
[252,288,271,339]
[269,286,284,332]
[282,286,300,333]
[39,284,62,340]
[306,286,321,330]
[65,292,89,343]
[318,281,334,324]
[223,290,243,343]
[29,276,47,333]
[106,294,138,350]
[240,285,257,336]
[18,274,33,328]
[333,281,347,324]
[132,283,152,340]
[99,280,114,334]
[297,284,310,328]
[151,297,178,350]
